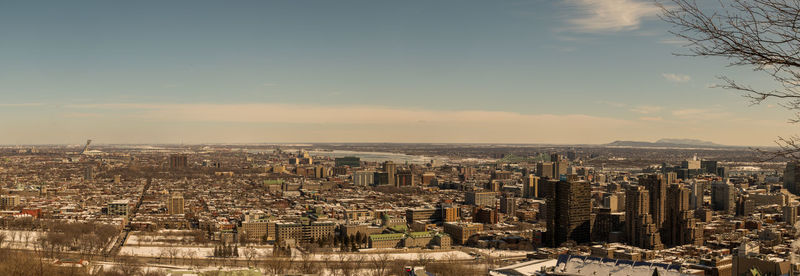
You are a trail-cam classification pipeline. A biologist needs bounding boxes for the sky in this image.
[0,0,794,146]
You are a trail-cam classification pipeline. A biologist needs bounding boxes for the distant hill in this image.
[606,139,733,148]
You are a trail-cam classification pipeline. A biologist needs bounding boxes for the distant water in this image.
[308,150,447,164]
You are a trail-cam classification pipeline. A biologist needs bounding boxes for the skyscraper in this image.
[384,161,397,186]
[523,174,540,198]
[640,174,667,230]
[712,181,736,214]
[542,179,591,247]
[625,185,664,250]
[169,154,188,169]
[664,184,702,247]
[784,162,800,196]
[536,162,555,179]
[500,196,517,217]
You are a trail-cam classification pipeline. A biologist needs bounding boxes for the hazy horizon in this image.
[1,0,793,146]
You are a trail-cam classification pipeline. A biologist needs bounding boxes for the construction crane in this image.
[80,139,92,155]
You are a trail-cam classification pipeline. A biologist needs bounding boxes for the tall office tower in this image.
[395,169,414,187]
[554,160,569,179]
[167,193,185,215]
[84,166,94,181]
[783,203,798,226]
[784,162,800,196]
[499,196,517,217]
[550,153,560,162]
[690,181,704,210]
[353,171,375,186]
[524,175,540,198]
[625,186,664,250]
[169,154,188,169]
[701,160,718,175]
[641,174,667,230]
[541,179,591,247]
[384,161,397,186]
[536,162,555,179]
[712,181,736,214]
[664,172,677,185]
[664,184,702,247]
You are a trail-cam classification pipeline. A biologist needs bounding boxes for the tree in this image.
[661,0,800,159]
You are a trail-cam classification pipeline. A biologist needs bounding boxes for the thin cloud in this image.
[672,108,732,120]
[662,73,691,83]
[630,105,663,114]
[639,116,663,121]
[596,100,626,108]
[563,0,661,33]
[0,103,44,107]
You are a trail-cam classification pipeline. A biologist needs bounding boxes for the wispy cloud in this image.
[630,105,663,114]
[662,73,691,83]
[671,108,732,119]
[639,116,663,121]
[562,0,661,33]
[596,100,626,108]
[0,103,44,107]
[67,103,634,126]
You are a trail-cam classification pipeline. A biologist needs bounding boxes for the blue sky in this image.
[0,0,793,145]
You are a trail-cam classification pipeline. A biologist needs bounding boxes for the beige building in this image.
[0,195,19,210]
[167,193,185,215]
[443,222,483,245]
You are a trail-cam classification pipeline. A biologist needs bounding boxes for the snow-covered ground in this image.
[119,245,473,262]
[119,245,273,259]
[0,229,43,250]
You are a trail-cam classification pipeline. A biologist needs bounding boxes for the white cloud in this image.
[630,105,663,114]
[662,73,691,83]
[563,0,661,32]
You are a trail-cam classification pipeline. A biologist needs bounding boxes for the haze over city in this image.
[4,1,800,276]
[0,0,792,146]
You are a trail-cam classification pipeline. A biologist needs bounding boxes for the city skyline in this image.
[0,0,792,146]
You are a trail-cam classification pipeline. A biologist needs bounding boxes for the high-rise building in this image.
[167,193,185,215]
[641,175,667,231]
[108,200,130,216]
[524,175,540,198]
[500,196,517,217]
[712,181,736,214]
[466,191,495,207]
[783,203,798,226]
[541,179,591,247]
[84,166,94,181]
[0,195,18,210]
[784,162,800,196]
[625,186,664,250]
[373,172,389,185]
[353,171,375,186]
[384,161,397,186]
[689,181,704,210]
[440,204,460,222]
[443,222,483,245]
[395,169,414,187]
[701,160,718,175]
[169,154,188,169]
[536,162,555,179]
[664,184,702,247]
[473,207,498,224]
